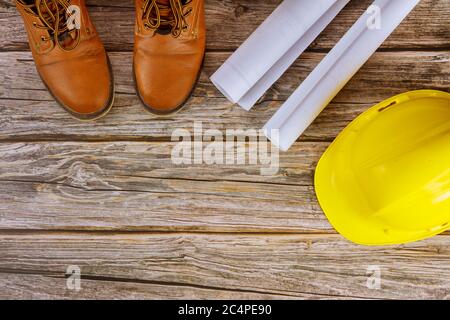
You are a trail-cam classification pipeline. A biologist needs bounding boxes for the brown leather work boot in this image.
[15,0,114,121]
[134,0,206,114]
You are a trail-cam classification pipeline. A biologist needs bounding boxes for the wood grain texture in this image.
[0,141,328,232]
[0,273,292,300]
[0,0,449,300]
[1,141,448,235]
[1,0,449,51]
[0,51,448,141]
[0,233,449,300]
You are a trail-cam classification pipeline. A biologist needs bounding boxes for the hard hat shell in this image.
[315,90,450,245]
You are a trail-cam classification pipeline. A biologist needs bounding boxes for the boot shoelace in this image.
[142,0,193,38]
[22,0,81,51]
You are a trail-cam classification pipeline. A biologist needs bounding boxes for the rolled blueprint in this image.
[264,0,421,151]
[210,0,350,110]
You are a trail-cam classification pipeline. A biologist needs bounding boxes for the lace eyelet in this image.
[25,2,81,51]
[141,0,191,38]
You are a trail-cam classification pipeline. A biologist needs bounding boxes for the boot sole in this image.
[37,54,115,122]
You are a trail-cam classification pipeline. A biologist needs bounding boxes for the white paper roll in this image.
[210,0,350,110]
[264,0,421,151]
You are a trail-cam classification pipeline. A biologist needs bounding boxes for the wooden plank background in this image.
[0,0,449,299]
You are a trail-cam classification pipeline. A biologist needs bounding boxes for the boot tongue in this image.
[58,31,77,49]
[20,0,38,14]
[153,0,175,33]
[30,0,78,50]
[144,0,188,35]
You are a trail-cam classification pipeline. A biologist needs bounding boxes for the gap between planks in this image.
[0,229,448,237]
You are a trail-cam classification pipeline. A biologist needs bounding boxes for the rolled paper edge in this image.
[263,0,421,152]
[210,0,346,110]
[210,63,248,105]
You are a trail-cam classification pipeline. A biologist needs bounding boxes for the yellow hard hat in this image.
[315,90,450,245]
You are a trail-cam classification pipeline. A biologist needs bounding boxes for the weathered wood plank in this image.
[1,51,448,141]
[0,141,448,235]
[0,233,448,299]
[0,273,293,300]
[0,0,448,302]
[1,0,449,51]
[0,141,329,232]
